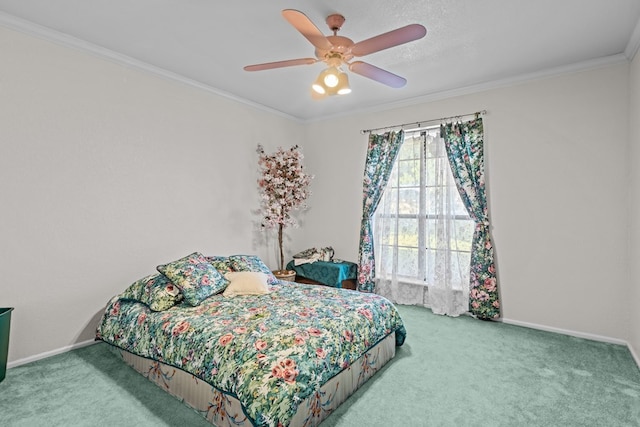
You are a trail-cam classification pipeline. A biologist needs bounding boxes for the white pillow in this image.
[222,271,270,297]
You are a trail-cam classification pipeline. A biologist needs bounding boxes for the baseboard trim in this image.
[629,343,640,372]
[501,317,628,345]
[501,317,640,371]
[7,339,98,369]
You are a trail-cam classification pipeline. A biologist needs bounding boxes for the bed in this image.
[95,253,406,427]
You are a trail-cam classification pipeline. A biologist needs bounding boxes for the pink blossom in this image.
[271,364,283,378]
[218,333,234,346]
[172,320,190,336]
[271,358,299,384]
[316,348,327,358]
[308,327,323,337]
[282,368,298,384]
[254,340,268,351]
[358,308,373,321]
[137,313,147,324]
[110,301,120,316]
[484,278,497,292]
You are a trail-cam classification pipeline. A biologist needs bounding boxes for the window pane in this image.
[378,218,397,245]
[398,218,419,246]
[425,134,440,158]
[451,250,471,289]
[380,188,398,210]
[452,220,474,251]
[423,249,471,288]
[425,219,438,248]
[425,159,437,182]
[398,188,419,215]
[451,190,468,216]
[397,246,419,277]
[378,245,394,272]
[398,159,420,187]
[398,136,421,160]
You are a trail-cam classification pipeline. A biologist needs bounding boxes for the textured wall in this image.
[0,26,301,363]
[298,63,632,343]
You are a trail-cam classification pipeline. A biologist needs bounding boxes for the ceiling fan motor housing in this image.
[326,14,345,32]
[316,36,354,62]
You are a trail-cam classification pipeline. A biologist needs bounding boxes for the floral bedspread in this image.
[96,282,406,427]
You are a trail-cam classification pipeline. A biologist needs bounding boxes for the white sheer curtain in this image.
[373,128,473,316]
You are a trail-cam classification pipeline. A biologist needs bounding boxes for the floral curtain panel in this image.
[357,131,404,292]
[441,118,500,319]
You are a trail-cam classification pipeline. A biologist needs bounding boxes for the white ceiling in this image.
[1,1,640,121]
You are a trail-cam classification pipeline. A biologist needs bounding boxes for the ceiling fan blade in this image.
[282,9,332,51]
[349,61,407,88]
[244,58,317,72]
[351,24,427,57]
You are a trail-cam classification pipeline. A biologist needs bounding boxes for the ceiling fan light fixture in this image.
[311,68,350,97]
[336,72,351,95]
[323,67,340,88]
[312,80,326,94]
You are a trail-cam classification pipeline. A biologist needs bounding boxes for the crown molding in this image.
[0,11,302,123]
[625,15,640,60]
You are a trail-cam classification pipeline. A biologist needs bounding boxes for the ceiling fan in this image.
[244,9,427,98]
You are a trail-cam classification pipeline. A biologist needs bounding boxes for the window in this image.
[374,128,473,289]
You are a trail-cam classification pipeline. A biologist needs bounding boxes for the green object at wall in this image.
[0,308,13,383]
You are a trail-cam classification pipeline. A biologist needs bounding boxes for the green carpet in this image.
[1,305,639,426]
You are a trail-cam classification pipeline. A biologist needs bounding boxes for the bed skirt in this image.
[108,332,396,427]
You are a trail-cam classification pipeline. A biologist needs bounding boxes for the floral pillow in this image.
[121,273,183,311]
[157,252,228,306]
[222,271,270,297]
[205,255,234,275]
[228,254,278,284]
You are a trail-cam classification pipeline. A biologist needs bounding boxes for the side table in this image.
[286,260,358,290]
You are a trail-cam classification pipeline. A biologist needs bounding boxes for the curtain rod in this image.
[360,110,487,134]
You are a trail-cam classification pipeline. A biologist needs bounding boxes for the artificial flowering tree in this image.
[256,144,312,275]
